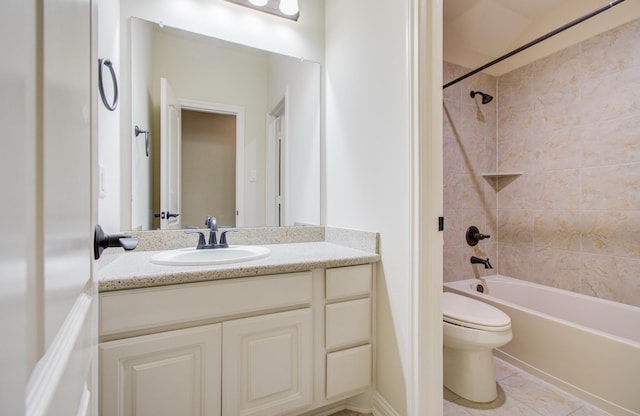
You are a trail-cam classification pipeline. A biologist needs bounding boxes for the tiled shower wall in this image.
[444,18,640,307]
[442,64,498,282]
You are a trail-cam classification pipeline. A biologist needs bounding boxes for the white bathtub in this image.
[444,275,640,416]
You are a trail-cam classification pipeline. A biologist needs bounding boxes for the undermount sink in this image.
[150,245,271,266]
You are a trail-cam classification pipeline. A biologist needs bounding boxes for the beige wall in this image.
[444,18,640,308]
[181,110,236,228]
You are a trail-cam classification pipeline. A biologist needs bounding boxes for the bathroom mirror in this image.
[129,17,320,230]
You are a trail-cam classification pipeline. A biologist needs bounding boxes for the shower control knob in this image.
[466,226,490,246]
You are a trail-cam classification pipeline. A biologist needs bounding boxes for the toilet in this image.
[443,292,512,403]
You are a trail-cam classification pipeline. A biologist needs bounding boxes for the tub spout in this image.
[471,256,492,269]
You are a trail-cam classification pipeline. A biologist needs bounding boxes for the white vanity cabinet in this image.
[99,264,374,416]
[99,272,313,416]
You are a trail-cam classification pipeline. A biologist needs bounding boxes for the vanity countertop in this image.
[98,241,380,292]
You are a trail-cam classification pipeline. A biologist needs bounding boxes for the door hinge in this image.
[438,217,444,231]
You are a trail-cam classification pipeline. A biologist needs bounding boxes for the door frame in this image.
[179,99,245,227]
[265,93,288,227]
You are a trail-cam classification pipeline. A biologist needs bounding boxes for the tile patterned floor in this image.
[329,357,612,416]
[445,358,613,416]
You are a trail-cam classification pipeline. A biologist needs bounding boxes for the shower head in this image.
[470,90,493,104]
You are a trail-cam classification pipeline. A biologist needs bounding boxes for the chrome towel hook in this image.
[98,58,119,111]
[134,125,150,157]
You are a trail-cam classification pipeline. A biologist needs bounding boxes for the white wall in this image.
[325,0,412,413]
[130,18,153,230]
[98,0,122,232]
[268,55,321,226]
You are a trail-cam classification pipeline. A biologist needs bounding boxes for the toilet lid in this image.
[443,292,511,331]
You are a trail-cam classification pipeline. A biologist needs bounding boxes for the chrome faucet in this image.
[186,216,237,249]
[205,216,218,246]
[470,256,492,269]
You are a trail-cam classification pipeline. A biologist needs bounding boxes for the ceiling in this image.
[443,0,640,76]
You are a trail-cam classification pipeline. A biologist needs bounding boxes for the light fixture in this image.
[278,0,299,16]
[225,0,300,21]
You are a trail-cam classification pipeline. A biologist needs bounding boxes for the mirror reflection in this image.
[130,18,320,230]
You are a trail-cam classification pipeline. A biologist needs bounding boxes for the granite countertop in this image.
[98,241,380,292]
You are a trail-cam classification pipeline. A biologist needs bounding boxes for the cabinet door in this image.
[222,309,313,416]
[100,324,222,416]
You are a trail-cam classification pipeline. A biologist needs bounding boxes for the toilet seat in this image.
[443,292,511,332]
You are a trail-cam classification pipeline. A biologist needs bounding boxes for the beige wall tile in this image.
[533,85,581,134]
[498,172,532,209]
[443,209,463,248]
[498,135,533,173]
[497,109,533,143]
[531,248,582,292]
[581,66,640,123]
[582,163,640,210]
[532,44,580,97]
[498,209,533,244]
[533,128,582,171]
[533,210,581,251]
[533,170,581,211]
[493,18,640,307]
[497,64,532,111]
[443,245,464,283]
[581,19,640,79]
[582,114,640,167]
[498,242,533,281]
[582,210,640,257]
[581,254,640,307]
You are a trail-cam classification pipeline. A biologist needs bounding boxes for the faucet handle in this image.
[185,230,207,249]
[466,226,491,246]
[219,229,239,247]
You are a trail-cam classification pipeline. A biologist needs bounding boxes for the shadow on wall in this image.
[442,98,497,283]
[375,266,408,415]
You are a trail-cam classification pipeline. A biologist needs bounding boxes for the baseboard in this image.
[372,392,401,416]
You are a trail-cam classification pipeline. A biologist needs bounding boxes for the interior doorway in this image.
[181,109,237,228]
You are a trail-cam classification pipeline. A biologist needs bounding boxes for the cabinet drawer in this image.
[100,272,312,337]
[325,298,371,350]
[326,344,372,399]
[325,264,372,301]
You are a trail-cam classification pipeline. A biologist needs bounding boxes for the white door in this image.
[222,309,313,416]
[0,0,97,415]
[160,77,182,229]
[100,324,222,416]
[266,101,286,227]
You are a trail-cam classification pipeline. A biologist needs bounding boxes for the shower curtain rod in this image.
[443,0,626,89]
